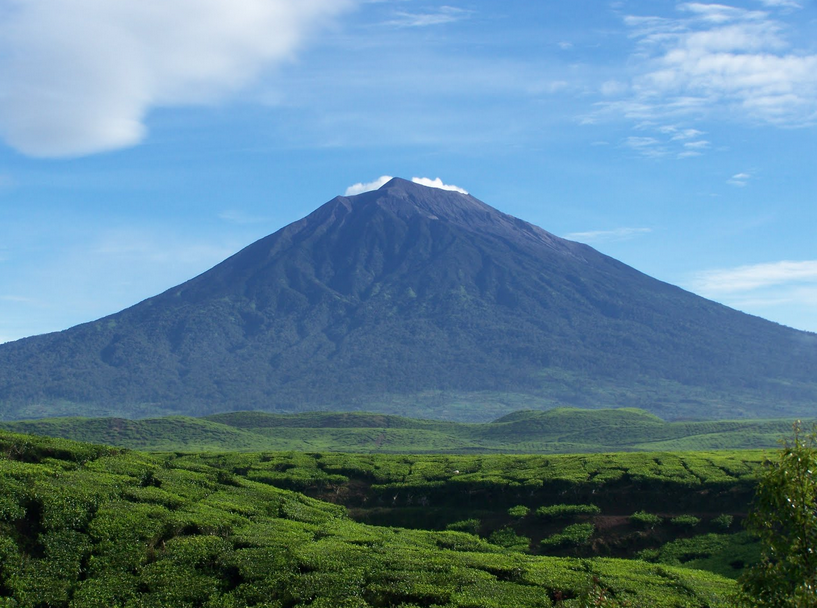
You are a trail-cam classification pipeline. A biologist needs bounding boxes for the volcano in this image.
[1,178,815,421]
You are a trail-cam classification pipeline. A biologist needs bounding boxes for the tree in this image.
[740,422,817,607]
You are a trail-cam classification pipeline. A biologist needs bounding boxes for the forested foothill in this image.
[1,429,785,607]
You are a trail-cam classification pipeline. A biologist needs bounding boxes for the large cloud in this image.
[595,2,817,139]
[0,0,354,157]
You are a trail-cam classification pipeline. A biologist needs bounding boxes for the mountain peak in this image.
[338,176,567,253]
[1,180,815,422]
[377,176,468,195]
[352,176,479,218]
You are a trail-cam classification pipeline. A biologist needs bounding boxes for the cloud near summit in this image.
[345,177,468,196]
[0,0,355,158]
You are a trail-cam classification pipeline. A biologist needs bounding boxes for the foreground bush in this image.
[740,423,817,607]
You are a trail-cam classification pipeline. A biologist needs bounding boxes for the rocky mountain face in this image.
[1,178,815,421]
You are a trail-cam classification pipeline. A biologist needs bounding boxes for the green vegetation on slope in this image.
[0,407,806,453]
[0,431,742,607]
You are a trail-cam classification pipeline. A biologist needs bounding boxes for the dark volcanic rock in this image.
[1,178,816,421]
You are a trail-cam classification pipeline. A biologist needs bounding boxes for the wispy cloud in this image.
[689,260,817,330]
[346,176,468,196]
[728,172,752,186]
[0,0,356,157]
[625,2,817,126]
[622,136,668,158]
[0,295,37,304]
[385,6,473,28]
[565,227,652,243]
[590,2,817,159]
[757,0,801,8]
[692,260,817,294]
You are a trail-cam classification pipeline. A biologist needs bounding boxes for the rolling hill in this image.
[0,408,806,453]
[1,178,816,421]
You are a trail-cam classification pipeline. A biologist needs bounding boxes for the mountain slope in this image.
[1,178,816,421]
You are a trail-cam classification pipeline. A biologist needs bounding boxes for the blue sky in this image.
[1,0,816,343]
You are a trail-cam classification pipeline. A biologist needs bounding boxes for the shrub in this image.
[507,505,530,519]
[536,504,600,521]
[711,514,733,530]
[638,548,660,562]
[630,510,662,529]
[488,527,530,552]
[540,523,595,549]
[445,518,480,534]
[670,515,700,528]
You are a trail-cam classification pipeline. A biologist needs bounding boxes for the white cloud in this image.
[410,177,468,194]
[601,80,629,96]
[728,172,751,186]
[689,260,817,330]
[386,6,472,28]
[623,136,667,158]
[678,139,710,156]
[0,0,355,158]
[345,175,394,196]
[345,176,468,196]
[624,3,817,127]
[692,260,817,294]
[564,227,652,243]
[667,127,705,140]
[757,0,801,7]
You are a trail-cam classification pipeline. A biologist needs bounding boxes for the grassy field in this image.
[0,429,756,607]
[0,407,804,453]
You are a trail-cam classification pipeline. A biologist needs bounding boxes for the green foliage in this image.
[630,510,662,529]
[0,430,760,607]
[488,527,530,552]
[638,532,760,579]
[711,514,733,530]
[508,505,530,518]
[2,408,811,454]
[540,523,595,549]
[670,515,700,528]
[446,518,480,534]
[536,504,600,520]
[740,423,817,607]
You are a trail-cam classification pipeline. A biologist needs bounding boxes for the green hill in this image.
[1,407,804,453]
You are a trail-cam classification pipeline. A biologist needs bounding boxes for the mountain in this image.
[1,177,816,421]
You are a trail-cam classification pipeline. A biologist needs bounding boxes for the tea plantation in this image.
[0,430,770,606]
